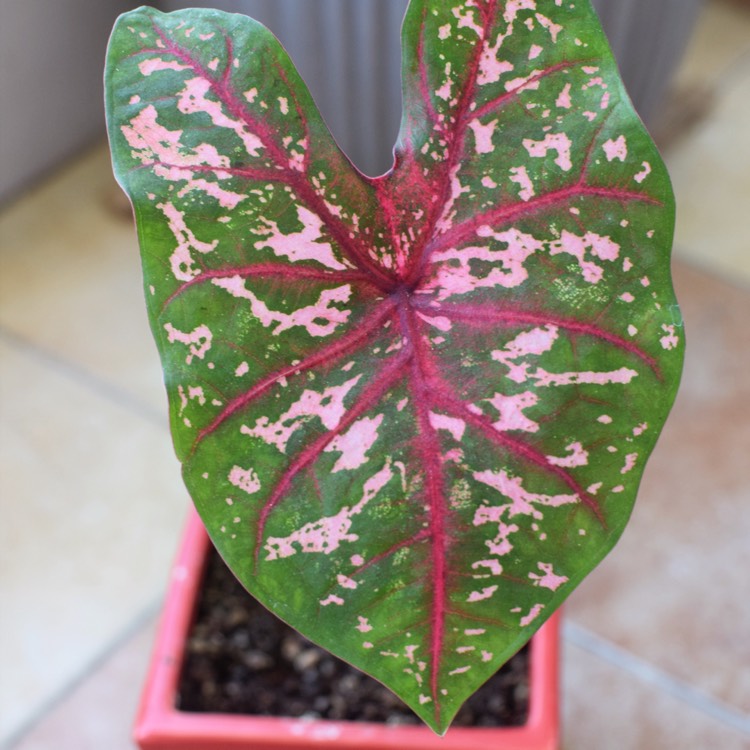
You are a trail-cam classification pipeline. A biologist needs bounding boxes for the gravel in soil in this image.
[178,548,530,727]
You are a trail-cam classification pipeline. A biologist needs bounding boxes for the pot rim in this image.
[134,507,560,750]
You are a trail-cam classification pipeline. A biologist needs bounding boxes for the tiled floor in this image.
[1,1,749,748]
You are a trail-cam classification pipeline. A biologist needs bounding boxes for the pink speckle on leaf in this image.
[429,412,466,441]
[532,366,638,387]
[255,206,347,270]
[486,390,539,433]
[139,57,190,76]
[320,594,344,607]
[474,470,578,524]
[178,77,264,157]
[477,37,514,86]
[228,465,261,495]
[468,118,498,154]
[212,277,352,337]
[356,616,373,633]
[471,559,503,576]
[621,453,638,474]
[452,5,484,37]
[535,13,562,42]
[634,161,652,183]
[505,70,543,94]
[163,322,212,364]
[265,462,393,560]
[242,375,362,454]
[529,562,568,591]
[523,132,573,171]
[603,135,627,162]
[491,325,558,383]
[416,313,452,332]
[503,0,537,24]
[549,230,620,284]
[158,201,218,281]
[547,441,589,468]
[660,324,679,350]
[324,414,384,473]
[428,228,545,299]
[435,63,453,101]
[520,603,544,627]
[467,585,498,602]
[509,165,535,201]
[556,83,572,109]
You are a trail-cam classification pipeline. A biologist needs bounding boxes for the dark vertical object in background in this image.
[591,0,705,125]
[158,0,409,176]
[0,0,704,203]
[156,0,705,173]
[0,0,136,205]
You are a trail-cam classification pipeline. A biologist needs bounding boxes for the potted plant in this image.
[104,0,683,745]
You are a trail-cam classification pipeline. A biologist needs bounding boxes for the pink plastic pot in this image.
[134,508,560,750]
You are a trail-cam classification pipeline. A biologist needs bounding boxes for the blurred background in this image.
[1,0,748,748]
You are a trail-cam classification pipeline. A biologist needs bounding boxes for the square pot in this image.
[134,508,560,750]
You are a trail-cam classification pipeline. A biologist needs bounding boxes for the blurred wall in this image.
[0,0,134,205]
[592,0,704,123]
[159,0,704,176]
[159,0,408,177]
[0,0,703,201]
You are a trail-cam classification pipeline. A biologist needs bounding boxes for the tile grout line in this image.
[0,325,167,429]
[1,598,165,750]
[563,620,750,736]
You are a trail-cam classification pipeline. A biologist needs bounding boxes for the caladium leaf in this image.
[106,0,683,734]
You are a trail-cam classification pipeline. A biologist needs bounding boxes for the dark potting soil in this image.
[177,548,530,727]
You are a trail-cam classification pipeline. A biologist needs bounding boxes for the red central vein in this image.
[190,299,397,454]
[402,1,500,288]
[163,264,378,311]
[399,302,449,716]
[416,301,661,375]
[254,348,412,566]
[150,25,397,291]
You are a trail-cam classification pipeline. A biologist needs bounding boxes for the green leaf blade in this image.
[106,1,683,734]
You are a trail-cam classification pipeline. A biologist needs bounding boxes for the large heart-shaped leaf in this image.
[106,0,683,733]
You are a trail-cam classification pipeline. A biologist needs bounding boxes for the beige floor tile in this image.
[667,55,750,284]
[0,143,167,415]
[565,262,750,713]
[562,638,750,750]
[672,0,750,92]
[0,339,189,744]
[9,618,156,750]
